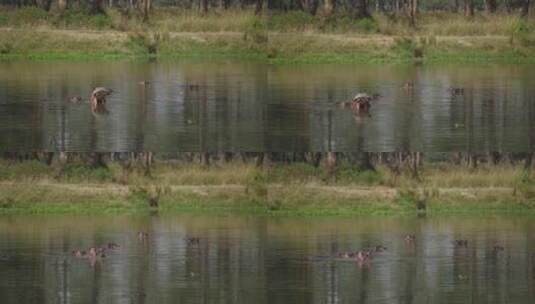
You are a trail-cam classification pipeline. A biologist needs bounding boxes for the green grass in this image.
[0,159,530,188]
[0,158,534,215]
[0,181,532,216]
[2,30,533,64]
[2,7,535,63]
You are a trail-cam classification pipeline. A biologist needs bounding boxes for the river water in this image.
[1,60,534,152]
[0,214,534,304]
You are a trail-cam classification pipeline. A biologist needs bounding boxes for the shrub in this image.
[510,17,534,47]
[88,13,113,29]
[513,171,535,200]
[55,163,113,182]
[243,18,268,49]
[267,11,315,32]
[354,17,379,33]
[126,31,164,55]
[12,6,48,26]
[0,12,8,26]
[392,36,424,59]
[0,42,13,54]
[245,168,268,200]
[265,163,320,183]
[337,166,383,185]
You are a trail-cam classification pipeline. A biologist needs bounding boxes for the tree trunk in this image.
[89,152,107,168]
[57,0,67,12]
[323,0,336,17]
[36,0,52,11]
[524,152,533,173]
[308,0,320,15]
[255,0,264,15]
[376,0,386,12]
[202,0,209,14]
[521,0,531,18]
[255,153,265,168]
[200,152,210,166]
[143,152,153,177]
[325,152,337,179]
[464,0,475,17]
[410,152,421,180]
[355,0,370,19]
[141,0,151,22]
[89,0,104,14]
[409,0,418,27]
[485,0,497,13]
[359,152,375,171]
[468,153,478,169]
[489,151,501,165]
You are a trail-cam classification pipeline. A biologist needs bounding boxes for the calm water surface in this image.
[1,61,535,152]
[0,214,534,303]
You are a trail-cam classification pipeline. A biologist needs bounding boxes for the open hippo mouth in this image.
[90,87,113,104]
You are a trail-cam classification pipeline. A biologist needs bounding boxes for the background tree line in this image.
[0,0,531,20]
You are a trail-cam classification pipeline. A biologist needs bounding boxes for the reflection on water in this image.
[1,61,535,152]
[0,215,534,304]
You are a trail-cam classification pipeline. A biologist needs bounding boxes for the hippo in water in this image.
[351,93,381,112]
[351,93,372,112]
[89,87,113,106]
[336,93,380,112]
[89,87,113,113]
[67,95,83,103]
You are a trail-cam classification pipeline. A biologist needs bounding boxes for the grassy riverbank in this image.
[1,7,535,63]
[0,158,534,216]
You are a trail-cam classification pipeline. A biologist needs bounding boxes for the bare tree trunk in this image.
[89,152,107,168]
[376,0,386,12]
[524,152,534,173]
[89,0,104,14]
[355,0,370,18]
[485,0,497,13]
[464,0,475,17]
[201,152,210,167]
[141,0,151,22]
[359,152,375,171]
[57,0,67,12]
[310,152,322,167]
[202,0,209,14]
[255,153,265,168]
[36,0,52,11]
[255,0,264,15]
[521,0,531,18]
[410,152,421,180]
[489,151,501,165]
[409,0,418,27]
[143,152,153,177]
[325,152,337,180]
[323,0,336,17]
[468,153,478,169]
